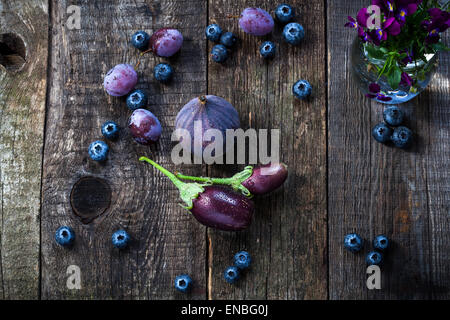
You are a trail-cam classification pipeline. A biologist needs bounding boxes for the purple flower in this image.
[366,17,401,45]
[400,72,413,87]
[366,83,393,101]
[371,0,396,17]
[345,16,358,29]
[395,0,420,24]
[400,49,414,65]
[424,8,450,44]
[345,16,370,42]
[357,8,371,28]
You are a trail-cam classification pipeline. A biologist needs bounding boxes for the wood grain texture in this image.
[41,0,207,299]
[327,0,449,299]
[0,0,48,299]
[207,0,327,299]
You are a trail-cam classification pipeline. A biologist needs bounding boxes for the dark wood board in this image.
[0,0,447,300]
[327,0,449,299]
[0,0,48,299]
[207,0,327,299]
[40,0,207,299]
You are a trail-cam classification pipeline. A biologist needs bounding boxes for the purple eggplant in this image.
[192,186,253,231]
[175,163,288,197]
[241,163,288,195]
[139,157,253,231]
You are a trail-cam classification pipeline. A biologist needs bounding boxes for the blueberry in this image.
[131,31,150,51]
[220,32,237,48]
[234,251,251,269]
[391,126,413,148]
[283,22,304,45]
[292,79,312,99]
[224,266,240,284]
[259,41,276,59]
[55,226,75,247]
[373,235,389,251]
[174,274,192,293]
[372,123,393,143]
[88,140,109,162]
[366,251,383,265]
[111,230,130,249]
[383,106,404,126]
[211,44,228,63]
[126,89,148,110]
[101,121,120,140]
[154,63,174,83]
[344,233,364,252]
[275,4,295,24]
[205,24,222,42]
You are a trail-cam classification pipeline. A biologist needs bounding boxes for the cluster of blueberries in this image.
[55,226,131,249]
[344,233,389,265]
[174,251,251,293]
[206,4,312,100]
[372,106,414,148]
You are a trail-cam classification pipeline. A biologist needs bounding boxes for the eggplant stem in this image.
[139,156,206,210]
[175,166,254,198]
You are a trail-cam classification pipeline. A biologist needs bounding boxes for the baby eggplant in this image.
[241,163,288,195]
[175,163,288,197]
[139,157,253,231]
[192,186,254,231]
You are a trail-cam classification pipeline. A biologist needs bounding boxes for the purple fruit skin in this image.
[242,163,288,195]
[103,64,138,96]
[175,95,240,157]
[150,28,183,57]
[239,8,274,36]
[128,109,162,145]
[191,186,254,231]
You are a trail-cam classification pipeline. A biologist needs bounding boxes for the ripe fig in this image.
[175,95,240,158]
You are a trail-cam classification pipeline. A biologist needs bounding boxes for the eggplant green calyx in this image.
[139,156,208,210]
[174,166,254,198]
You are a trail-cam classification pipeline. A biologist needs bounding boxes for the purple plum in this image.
[239,8,274,36]
[128,109,162,145]
[103,64,138,97]
[150,28,183,57]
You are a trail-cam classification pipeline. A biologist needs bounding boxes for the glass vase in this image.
[350,37,438,104]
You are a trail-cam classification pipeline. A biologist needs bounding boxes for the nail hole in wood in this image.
[70,176,112,224]
[0,33,26,72]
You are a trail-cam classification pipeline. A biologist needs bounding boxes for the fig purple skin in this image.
[103,64,138,96]
[128,109,162,145]
[150,28,183,57]
[191,186,254,231]
[175,95,240,157]
[239,8,274,36]
[242,163,288,195]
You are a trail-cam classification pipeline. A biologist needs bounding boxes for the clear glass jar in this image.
[351,37,438,104]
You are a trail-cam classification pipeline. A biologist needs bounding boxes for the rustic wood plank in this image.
[41,0,207,299]
[207,0,327,299]
[327,0,450,299]
[0,0,48,299]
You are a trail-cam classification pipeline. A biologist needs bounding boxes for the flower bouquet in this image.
[346,0,449,103]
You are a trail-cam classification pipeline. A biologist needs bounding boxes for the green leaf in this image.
[431,42,450,52]
[366,45,386,60]
[387,66,402,90]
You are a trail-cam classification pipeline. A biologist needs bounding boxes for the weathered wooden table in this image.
[0,0,448,300]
